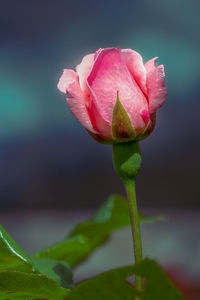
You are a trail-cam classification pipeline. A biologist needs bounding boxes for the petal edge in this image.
[145,58,167,113]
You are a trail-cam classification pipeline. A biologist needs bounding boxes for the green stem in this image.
[124,179,143,294]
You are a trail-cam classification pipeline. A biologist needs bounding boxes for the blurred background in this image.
[0,0,200,298]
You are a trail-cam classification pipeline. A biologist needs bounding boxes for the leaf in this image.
[0,270,70,300]
[0,224,36,273]
[0,225,72,297]
[94,194,130,225]
[67,194,129,267]
[66,266,140,300]
[133,259,185,300]
[68,194,164,267]
[0,292,36,299]
[66,259,185,300]
[33,195,164,269]
[33,235,90,269]
[94,194,164,225]
[32,258,73,289]
[138,213,166,224]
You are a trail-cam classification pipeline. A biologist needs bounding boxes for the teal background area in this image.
[0,0,199,210]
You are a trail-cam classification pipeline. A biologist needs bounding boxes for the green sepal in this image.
[112,92,135,142]
[112,140,141,181]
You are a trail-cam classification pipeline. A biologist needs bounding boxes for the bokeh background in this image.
[0,0,200,297]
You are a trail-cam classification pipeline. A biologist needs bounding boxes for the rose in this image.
[58,47,166,143]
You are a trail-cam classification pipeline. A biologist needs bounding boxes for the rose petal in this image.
[122,49,147,95]
[145,58,167,113]
[76,53,94,98]
[140,109,150,126]
[57,69,95,132]
[76,52,112,137]
[57,69,81,96]
[88,97,112,139]
[87,48,148,134]
[67,96,95,133]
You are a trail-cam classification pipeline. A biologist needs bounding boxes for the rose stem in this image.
[124,179,143,295]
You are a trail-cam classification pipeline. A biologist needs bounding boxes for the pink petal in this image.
[57,69,95,132]
[87,48,148,134]
[66,96,95,133]
[145,58,167,113]
[88,97,112,139]
[140,109,150,126]
[122,49,147,95]
[57,69,81,97]
[76,53,94,99]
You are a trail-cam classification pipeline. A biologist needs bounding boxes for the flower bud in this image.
[58,47,166,144]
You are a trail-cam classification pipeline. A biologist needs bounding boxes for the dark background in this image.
[0,1,200,296]
[0,0,199,211]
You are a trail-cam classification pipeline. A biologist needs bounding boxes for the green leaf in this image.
[69,195,164,267]
[33,235,90,269]
[32,258,73,289]
[112,92,135,142]
[0,224,36,273]
[138,213,166,224]
[33,195,164,269]
[66,259,185,300]
[0,270,70,300]
[133,259,185,300]
[112,141,141,180]
[66,266,140,300]
[0,224,72,297]
[0,292,36,299]
[94,194,164,225]
[34,194,131,268]
[68,194,130,267]
[94,194,129,224]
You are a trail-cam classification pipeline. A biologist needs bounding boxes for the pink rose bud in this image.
[57,47,166,144]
